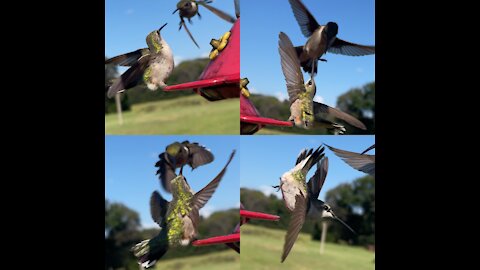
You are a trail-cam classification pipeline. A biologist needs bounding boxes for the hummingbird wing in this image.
[191,150,236,212]
[313,101,367,130]
[185,143,214,169]
[281,194,307,262]
[150,191,169,226]
[361,144,375,155]
[295,148,311,165]
[180,17,200,48]
[307,156,328,200]
[155,153,178,193]
[234,0,240,18]
[107,55,150,98]
[287,0,320,38]
[198,2,236,23]
[105,48,150,66]
[278,32,306,105]
[300,146,325,177]
[328,38,375,56]
[325,144,375,176]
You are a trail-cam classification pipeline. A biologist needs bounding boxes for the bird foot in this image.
[272,185,280,192]
[319,58,328,62]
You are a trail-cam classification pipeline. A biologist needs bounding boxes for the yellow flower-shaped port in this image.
[209,31,232,60]
[240,78,250,97]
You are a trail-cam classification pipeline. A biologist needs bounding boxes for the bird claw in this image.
[319,58,328,62]
[272,185,280,192]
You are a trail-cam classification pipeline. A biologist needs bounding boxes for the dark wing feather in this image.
[191,150,236,211]
[313,101,367,130]
[278,32,306,105]
[199,2,236,23]
[361,144,375,155]
[150,191,169,226]
[105,48,150,66]
[295,148,309,165]
[281,194,307,262]
[186,143,214,169]
[180,18,200,48]
[288,0,320,37]
[107,55,150,98]
[328,38,375,56]
[307,157,328,200]
[155,153,178,193]
[325,144,375,176]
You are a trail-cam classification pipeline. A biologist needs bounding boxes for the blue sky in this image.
[105,0,237,73]
[105,135,240,228]
[241,0,375,106]
[240,136,375,201]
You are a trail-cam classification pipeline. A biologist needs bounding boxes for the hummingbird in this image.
[278,32,367,134]
[155,141,214,193]
[272,146,356,262]
[105,23,174,98]
[132,150,236,268]
[287,0,375,75]
[173,0,236,48]
[325,144,375,176]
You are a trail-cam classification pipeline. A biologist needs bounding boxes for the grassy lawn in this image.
[151,250,240,270]
[105,95,239,134]
[241,225,374,270]
[255,127,298,135]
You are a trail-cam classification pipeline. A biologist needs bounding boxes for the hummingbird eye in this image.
[323,205,329,211]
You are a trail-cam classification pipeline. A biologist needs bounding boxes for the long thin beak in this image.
[331,212,356,235]
[159,23,168,32]
[172,8,179,14]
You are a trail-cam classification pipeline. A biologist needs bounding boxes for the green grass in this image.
[255,127,298,135]
[105,95,239,134]
[151,250,240,270]
[241,225,374,270]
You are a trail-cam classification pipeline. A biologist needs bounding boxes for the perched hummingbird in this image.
[326,144,375,176]
[105,23,174,98]
[155,141,214,193]
[173,0,236,48]
[273,146,356,262]
[287,0,375,75]
[132,150,236,268]
[278,32,367,134]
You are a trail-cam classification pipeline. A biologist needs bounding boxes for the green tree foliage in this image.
[336,82,375,134]
[105,199,142,270]
[105,58,211,114]
[325,175,375,245]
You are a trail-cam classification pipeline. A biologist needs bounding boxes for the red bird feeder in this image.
[240,92,293,134]
[164,18,240,101]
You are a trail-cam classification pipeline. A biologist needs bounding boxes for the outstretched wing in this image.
[281,194,307,263]
[180,18,200,48]
[313,102,367,130]
[325,144,375,176]
[199,2,236,23]
[105,48,150,66]
[328,38,375,56]
[107,55,150,98]
[307,157,328,200]
[278,32,306,105]
[150,191,169,226]
[155,153,178,193]
[191,150,236,211]
[287,0,320,37]
[186,143,214,169]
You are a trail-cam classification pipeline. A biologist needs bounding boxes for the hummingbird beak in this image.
[159,23,168,32]
[173,8,179,14]
[330,211,356,235]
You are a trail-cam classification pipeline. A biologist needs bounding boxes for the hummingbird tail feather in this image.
[131,239,158,269]
[301,58,318,75]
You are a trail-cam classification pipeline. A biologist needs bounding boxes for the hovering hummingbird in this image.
[155,141,214,193]
[173,0,236,48]
[272,146,356,262]
[326,144,375,176]
[287,0,375,75]
[132,150,236,268]
[105,23,174,98]
[278,32,367,134]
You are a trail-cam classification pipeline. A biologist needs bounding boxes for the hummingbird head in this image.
[325,22,339,40]
[322,203,356,234]
[174,1,196,14]
[166,142,182,167]
[146,23,167,53]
